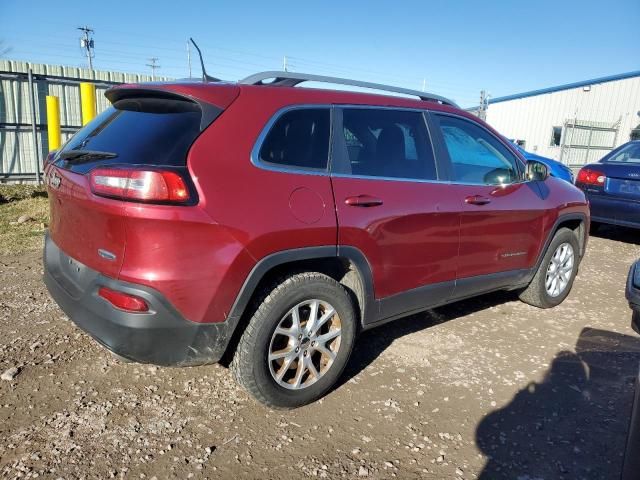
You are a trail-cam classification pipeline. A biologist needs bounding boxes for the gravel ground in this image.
[1,226,639,480]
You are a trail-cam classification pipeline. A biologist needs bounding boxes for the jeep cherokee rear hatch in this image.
[46,84,238,278]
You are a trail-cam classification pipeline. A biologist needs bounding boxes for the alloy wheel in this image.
[268,299,342,390]
[545,242,575,297]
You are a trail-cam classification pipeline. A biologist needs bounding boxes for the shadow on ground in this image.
[591,224,640,246]
[475,327,640,480]
[339,290,519,386]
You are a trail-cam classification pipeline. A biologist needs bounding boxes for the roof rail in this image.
[239,71,458,107]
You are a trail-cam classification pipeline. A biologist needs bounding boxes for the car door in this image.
[330,107,460,320]
[428,112,547,295]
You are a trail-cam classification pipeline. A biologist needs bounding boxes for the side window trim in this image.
[250,104,332,176]
[424,110,454,182]
[429,111,526,185]
[330,107,350,175]
[329,105,444,183]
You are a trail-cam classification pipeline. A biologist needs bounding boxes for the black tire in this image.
[519,227,580,308]
[230,272,357,409]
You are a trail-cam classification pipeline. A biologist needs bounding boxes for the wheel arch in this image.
[535,213,588,273]
[220,246,376,364]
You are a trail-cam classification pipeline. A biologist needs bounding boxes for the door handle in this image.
[465,195,491,206]
[345,195,384,207]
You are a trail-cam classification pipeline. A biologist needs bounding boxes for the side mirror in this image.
[526,160,549,182]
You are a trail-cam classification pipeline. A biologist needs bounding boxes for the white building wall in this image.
[485,75,640,166]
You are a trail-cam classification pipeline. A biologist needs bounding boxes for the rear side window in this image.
[55,96,204,174]
[434,114,521,185]
[336,108,437,181]
[258,108,330,170]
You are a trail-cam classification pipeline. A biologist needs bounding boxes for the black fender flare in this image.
[531,212,589,277]
[226,245,376,327]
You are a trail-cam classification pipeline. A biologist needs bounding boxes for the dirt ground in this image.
[1,226,639,480]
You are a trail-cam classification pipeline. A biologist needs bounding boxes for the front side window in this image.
[435,114,521,185]
[258,108,330,170]
[337,108,437,181]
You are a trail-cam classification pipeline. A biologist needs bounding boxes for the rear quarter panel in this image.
[186,87,339,323]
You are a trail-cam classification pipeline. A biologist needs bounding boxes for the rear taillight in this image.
[89,168,190,203]
[576,168,606,186]
[98,286,149,312]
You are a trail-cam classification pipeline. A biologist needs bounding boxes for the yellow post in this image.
[80,82,96,125]
[46,95,61,152]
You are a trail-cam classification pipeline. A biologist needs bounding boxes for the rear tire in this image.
[231,272,357,409]
[519,227,580,308]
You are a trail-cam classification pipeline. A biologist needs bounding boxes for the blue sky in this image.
[1,0,638,107]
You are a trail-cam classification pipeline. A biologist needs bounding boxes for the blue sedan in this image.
[511,143,574,183]
[576,141,640,229]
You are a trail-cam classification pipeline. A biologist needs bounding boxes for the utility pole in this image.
[283,56,288,72]
[187,40,192,79]
[479,90,489,120]
[78,26,95,70]
[422,78,426,92]
[146,57,160,80]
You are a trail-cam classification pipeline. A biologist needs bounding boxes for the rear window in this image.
[603,143,640,164]
[54,96,203,173]
[257,108,330,170]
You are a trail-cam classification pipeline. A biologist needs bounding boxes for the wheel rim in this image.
[268,299,342,390]
[545,242,575,297]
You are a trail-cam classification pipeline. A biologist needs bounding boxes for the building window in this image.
[550,126,562,146]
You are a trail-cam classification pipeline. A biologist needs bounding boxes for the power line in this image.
[77,26,94,70]
[5,27,475,89]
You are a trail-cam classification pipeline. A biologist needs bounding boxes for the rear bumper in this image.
[626,261,640,335]
[43,234,234,366]
[587,193,640,228]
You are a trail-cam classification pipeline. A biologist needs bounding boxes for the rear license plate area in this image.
[608,179,640,198]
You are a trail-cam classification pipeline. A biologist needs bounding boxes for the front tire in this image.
[519,227,580,308]
[231,272,357,409]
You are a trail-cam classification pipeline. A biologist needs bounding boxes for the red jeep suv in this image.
[44,72,589,408]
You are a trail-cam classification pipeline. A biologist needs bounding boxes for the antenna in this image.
[189,38,221,82]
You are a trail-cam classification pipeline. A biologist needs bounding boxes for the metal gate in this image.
[559,118,620,166]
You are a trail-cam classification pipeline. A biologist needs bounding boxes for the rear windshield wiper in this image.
[58,149,118,164]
